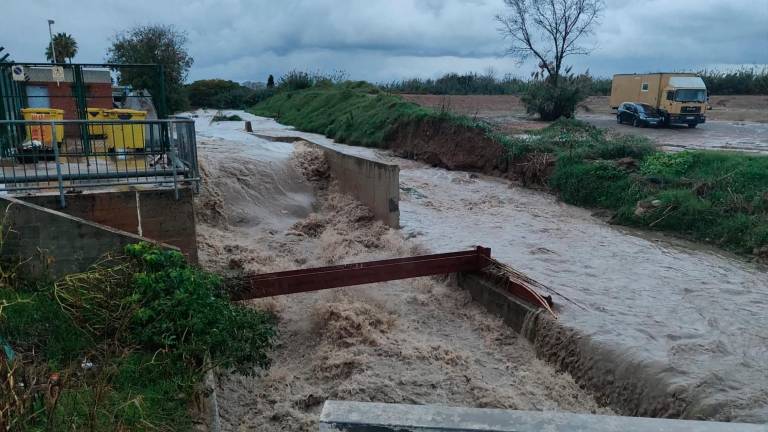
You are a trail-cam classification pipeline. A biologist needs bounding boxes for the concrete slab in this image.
[319,401,768,432]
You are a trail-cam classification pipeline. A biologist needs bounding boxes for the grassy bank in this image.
[1,243,276,431]
[523,122,768,254]
[250,81,504,147]
[251,84,768,257]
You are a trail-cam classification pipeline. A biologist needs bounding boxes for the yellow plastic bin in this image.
[106,109,147,150]
[21,108,65,148]
[86,107,111,137]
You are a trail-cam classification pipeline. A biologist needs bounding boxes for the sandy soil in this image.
[187,112,609,430]
[403,94,768,152]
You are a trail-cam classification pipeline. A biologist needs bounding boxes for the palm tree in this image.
[45,33,78,63]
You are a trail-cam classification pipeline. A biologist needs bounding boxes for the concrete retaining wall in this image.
[255,134,400,228]
[0,196,177,278]
[319,400,764,432]
[456,271,710,420]
[308,142,399,227]
[20,187,198,263]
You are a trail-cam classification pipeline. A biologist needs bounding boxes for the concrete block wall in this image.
[301,141,400,228]
[0,196,177,278]
[21,187,198,263]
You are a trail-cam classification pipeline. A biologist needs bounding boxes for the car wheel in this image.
[633,118,639,127]
[616,115,621,124]
[688,123,697,129]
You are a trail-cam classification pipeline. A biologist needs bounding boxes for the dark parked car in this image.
[617,102,663,128]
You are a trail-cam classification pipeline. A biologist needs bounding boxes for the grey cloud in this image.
[2,0,766,83]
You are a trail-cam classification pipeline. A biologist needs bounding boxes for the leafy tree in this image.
[45,32,78,63]
[187,79,245,108]
[266,74,275,88]
[497,0,603,119]
[106,24,194,114]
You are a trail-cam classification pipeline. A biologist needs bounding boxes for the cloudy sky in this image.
[3,0,767,83]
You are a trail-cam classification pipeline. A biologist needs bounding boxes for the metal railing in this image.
[0,118,199,207]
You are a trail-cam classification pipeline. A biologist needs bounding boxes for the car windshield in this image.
[674,89,706,102]
[638,104,659,115]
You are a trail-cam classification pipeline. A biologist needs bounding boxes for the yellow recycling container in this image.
[21,108,65,148]
[106,109,147,150]
[86,108,111,137]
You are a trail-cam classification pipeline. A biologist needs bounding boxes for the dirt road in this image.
[581,114,768,152]
[403,94,768,152]
[187,111,607,431]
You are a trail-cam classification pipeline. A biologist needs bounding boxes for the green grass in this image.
[250,81,492,147]
[252,84,768,256]
[1,243,276,431]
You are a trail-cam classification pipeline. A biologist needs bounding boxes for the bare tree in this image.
[496,0,603,85]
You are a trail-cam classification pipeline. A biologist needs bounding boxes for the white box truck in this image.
[610,73,707,127]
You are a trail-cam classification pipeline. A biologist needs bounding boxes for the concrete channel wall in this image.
[255,134,400,228]
[0,196,178,278]
[20,187,198,263]
[456,271,713,421]
[319,400,765,432]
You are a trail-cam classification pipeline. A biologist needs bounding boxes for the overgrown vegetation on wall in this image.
[251,84,768,256]
[1,242,276,431]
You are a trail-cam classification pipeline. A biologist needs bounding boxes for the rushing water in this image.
[244,113,768,423]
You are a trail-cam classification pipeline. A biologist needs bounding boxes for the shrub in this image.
[640,151,695,178]
[186,79,255,109]
[521,76,587,121]
[699,67,768,95]
[279,70,314,91]
[2,242,276,430]
[245,87,277,105]
[384,71,610,96]
[122,242,276,375]
[278,69,349,92]
[549,158,640,209]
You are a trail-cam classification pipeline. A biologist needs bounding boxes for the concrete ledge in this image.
[254,133,400,228]
[319,401,766,432]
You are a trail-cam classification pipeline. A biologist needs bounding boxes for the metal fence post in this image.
[51,120,66,208]
[168,120,179,200]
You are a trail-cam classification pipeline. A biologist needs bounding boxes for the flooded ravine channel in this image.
[243,113,768,423]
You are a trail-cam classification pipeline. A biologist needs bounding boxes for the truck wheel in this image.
[688,123,697,129]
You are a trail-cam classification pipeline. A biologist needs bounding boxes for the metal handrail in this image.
[0,118,199,208]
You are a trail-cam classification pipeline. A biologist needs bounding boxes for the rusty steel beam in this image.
[230,246,492,300]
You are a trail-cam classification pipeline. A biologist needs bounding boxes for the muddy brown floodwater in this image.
[188,111,608,431]
[242,112,768,424]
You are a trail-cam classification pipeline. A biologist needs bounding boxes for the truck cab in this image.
[659,77,707,128]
